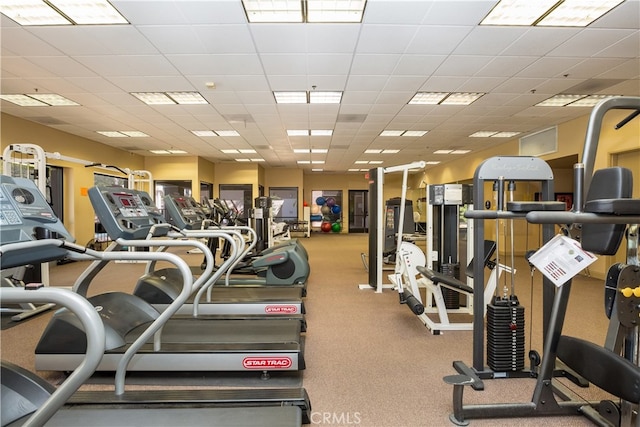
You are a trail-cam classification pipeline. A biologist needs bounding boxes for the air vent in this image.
[337,114,367,123]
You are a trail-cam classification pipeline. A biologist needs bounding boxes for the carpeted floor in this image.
[1,233,616,426]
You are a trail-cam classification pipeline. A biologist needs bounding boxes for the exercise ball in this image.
[320,222,332,233]
[316,196,326,206]
[331,222,341,233]
[331,204,341,214]
[311,205,320,214]
[320,205,331,215]
[325,197,336,207]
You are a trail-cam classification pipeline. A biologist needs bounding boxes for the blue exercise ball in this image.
[316,196,326,206]
[331,204,341,214]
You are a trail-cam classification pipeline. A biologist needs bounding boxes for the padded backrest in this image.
[581,167,633,255]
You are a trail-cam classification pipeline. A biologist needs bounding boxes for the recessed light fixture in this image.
[379,130,429,137]
[0,93,79,106]
[96,130,149,138]
[536,94,619,107]
[191,130,217,137]
[311,169,324,172]
[409,92,484,106]
[242,0,366,23]
[297,160,325,165]
[470,131,520,138]
[0,0,128,26]
[288,130,310,136]
[310,130,333,136]
[274,91,343,104]
[215,130,240,137]
[131,91,208,105]
[481,0,624,27]
[221,149,256,154]
[434,149,471,155]
[365,149,400,154]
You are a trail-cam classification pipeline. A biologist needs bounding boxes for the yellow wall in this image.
[214,163,261,198]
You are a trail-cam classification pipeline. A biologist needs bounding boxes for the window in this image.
[269,187,298,223]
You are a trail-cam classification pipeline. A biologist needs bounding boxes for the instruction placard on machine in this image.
[528,234,597,287]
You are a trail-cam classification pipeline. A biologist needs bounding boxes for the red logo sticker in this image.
[242,357,293,369]
[265,305,298,314]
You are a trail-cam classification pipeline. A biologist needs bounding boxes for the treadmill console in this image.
[0,175,73,269]
[163,194,207,230]
[88,186,166,240]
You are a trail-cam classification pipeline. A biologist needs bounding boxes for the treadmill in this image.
[130,192,308,322]
[35,185,306,374]
[0,175,311,426]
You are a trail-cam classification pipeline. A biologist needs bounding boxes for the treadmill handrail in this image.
[0,287,105,427]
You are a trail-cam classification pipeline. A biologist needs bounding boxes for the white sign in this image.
[528,234,597,287]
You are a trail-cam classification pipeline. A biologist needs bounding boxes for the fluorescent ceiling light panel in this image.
[215,130,240,137]
[236,158,251,162]
[311,149,328,154]
[309,91,342,104]
[120,131,149,137]
[221,149,239,154]
[537,0,624,27]
[369,160,384,164]
[97,131,127,137]
[355,160,368,164]
[0,0,72,25]
[312,169,324,172]
[348,169,360,172]
[381,149,400,154]
[288,130,310,136]
[131,92,175,105]
[293,149,310,153]
[168,149,187,154]
[480,0,558,26]
[441,92,484,105]
[274,91,307,104]
[402,130,428,137]
[365,149,382,154]
[451,150,471,154]
[306,0,366,23]
[360,169,370,172]
[434,150,453,154]
[250,158,265,162]
[492,131,520,138]
[567,95,617,107]
[297,160,311,164]
[408,92,449,105]
[242,0,303,23]
[191,130,217,137]
[470,131,498,137]
[0,94,49,106]
[535,94,585,107]
[166,92,208,105]
[238,149,256,154]
[379,130,404,137]
[310,129,333,136]
[52,0,128,25]
[27,93,79,106]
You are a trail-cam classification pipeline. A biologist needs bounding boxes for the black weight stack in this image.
[441,263,460,309]
[486,295,525,371]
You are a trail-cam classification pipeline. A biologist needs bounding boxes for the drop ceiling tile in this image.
[350,54,401,75]
[454,26,529,56]
[393,55,446,75]
[405,26,474,55]
[549,28,638,58]
[166,54,263,75]
[356,25,419,54]
[422,1,495,25]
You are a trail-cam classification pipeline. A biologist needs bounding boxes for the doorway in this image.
[349,190,368,233]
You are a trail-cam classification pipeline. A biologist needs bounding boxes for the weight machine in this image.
[444,96,640,426]
[359,161,426,293]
